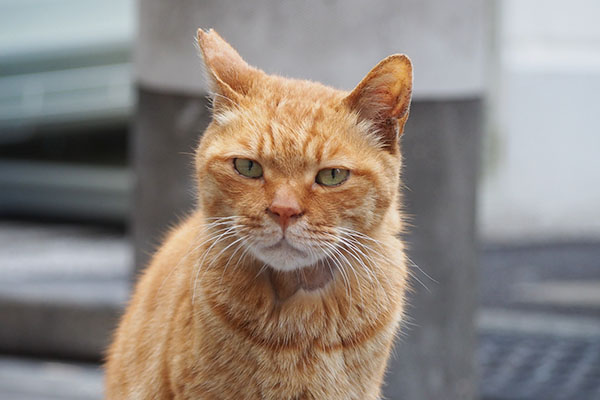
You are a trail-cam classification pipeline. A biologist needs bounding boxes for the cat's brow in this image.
[318,159,359,170]
[213,110,239,126]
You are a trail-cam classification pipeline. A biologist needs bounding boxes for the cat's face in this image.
[195,30,412,272]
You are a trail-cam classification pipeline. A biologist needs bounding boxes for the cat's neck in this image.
[268,265,334,301]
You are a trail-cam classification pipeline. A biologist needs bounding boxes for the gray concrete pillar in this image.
[385,99,482,398]
[135,2,486,398]
[132,90,209,271]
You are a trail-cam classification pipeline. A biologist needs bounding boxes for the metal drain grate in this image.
[480,333,600,400]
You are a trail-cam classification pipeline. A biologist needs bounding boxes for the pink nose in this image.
[268,187,303,230]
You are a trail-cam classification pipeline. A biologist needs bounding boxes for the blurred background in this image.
[0,0,599,399]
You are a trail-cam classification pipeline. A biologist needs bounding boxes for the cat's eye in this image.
[316,168,350,186]
[234,158,263,178]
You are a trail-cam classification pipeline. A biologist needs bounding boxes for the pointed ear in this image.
[344,55,413,151]
[196,29,261,109]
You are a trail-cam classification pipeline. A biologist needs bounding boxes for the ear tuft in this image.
[344,55,413,150]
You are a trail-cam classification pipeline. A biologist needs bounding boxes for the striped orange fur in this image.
[105,29,413,399]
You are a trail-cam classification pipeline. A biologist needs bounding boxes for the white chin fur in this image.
[250,240,323,272]
[248,221,329,272]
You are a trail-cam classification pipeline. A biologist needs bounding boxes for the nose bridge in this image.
[268,183,303,229]
[271,184,302,213]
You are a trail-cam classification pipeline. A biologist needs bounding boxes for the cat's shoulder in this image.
[164,211,205,245]
[140,211,205,278]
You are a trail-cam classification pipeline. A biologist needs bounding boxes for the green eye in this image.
[316,168,350,186]
[234,158,263,178]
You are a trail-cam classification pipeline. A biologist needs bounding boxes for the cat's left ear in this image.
[197,29,262,110]
[344,55,413,151]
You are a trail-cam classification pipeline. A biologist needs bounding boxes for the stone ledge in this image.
[0,294,123,361]
[0,356,103,400]
[0,222,130,360]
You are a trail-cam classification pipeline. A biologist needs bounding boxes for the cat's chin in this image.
[255,240,334,299]
[252,239,325,272]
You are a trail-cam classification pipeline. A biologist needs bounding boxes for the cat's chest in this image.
[181,272,401,399]
[178,326,388,400]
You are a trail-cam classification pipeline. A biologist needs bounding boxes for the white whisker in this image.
[159,223,237,294]
[218,235,250,284]
[192,224,242,304]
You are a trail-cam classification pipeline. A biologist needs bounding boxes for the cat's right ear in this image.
[197,29,261,110]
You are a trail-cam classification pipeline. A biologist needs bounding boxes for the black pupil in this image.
[246,160,253,171]
[331,169,338,179]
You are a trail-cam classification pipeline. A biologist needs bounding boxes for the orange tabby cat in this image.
[105,29,412,400]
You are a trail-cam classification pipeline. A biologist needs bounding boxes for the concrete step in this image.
[0,356,103,400]
[481,242,600,316]
[0,222,130,359]
[478,308,600,338]
[513,281,600,308]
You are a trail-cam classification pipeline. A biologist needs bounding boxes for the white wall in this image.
[480,0,600,242]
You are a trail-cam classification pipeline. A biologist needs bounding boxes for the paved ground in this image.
[480,330,600,400]
[0,222,599,399]
[478,242,600,399]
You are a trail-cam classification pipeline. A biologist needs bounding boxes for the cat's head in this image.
[195,29,412,272]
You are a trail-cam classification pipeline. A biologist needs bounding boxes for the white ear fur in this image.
[196,29,262,109]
